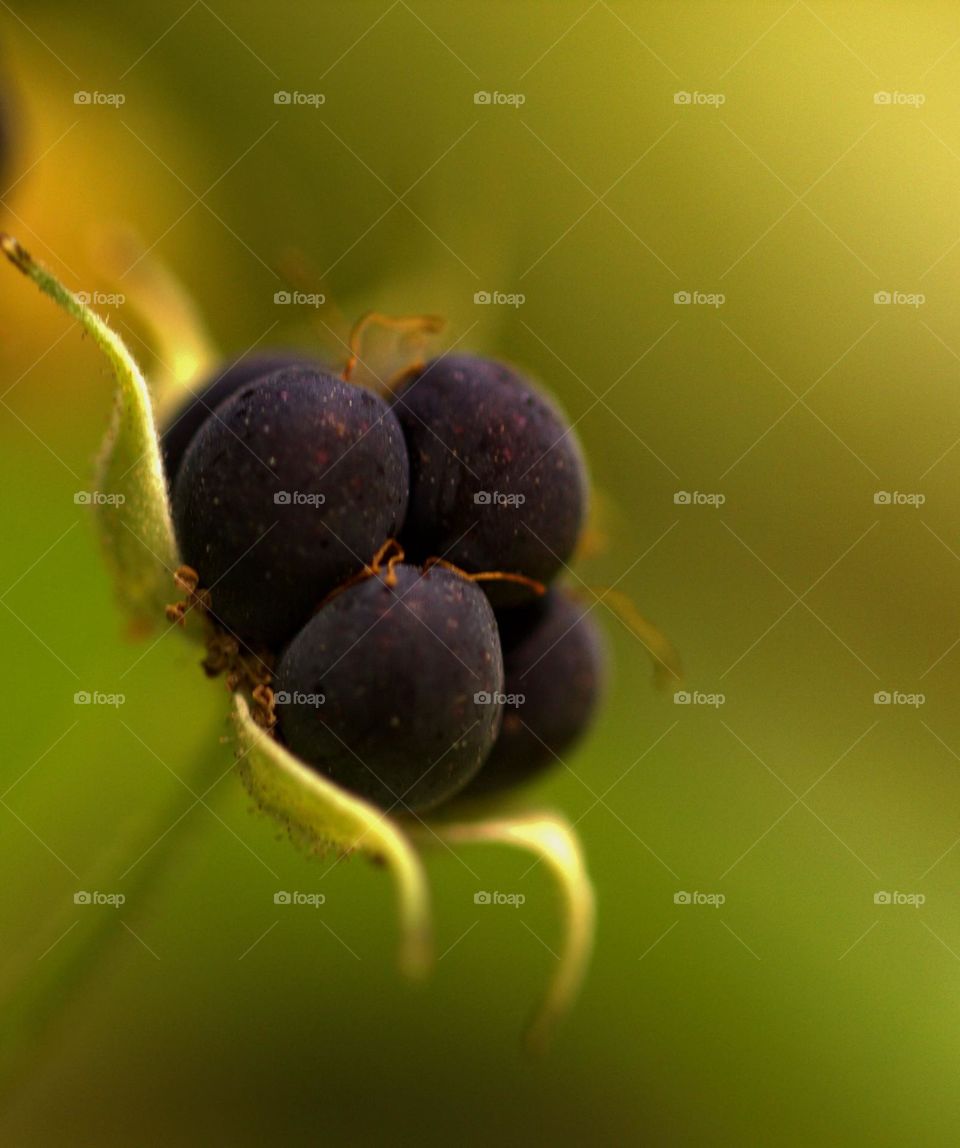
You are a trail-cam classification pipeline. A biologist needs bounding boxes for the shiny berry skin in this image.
[172,366,409,650]
[161,351,321,485]
[275,564,504,812]
[465,588,605,797]
[392,355,588,606]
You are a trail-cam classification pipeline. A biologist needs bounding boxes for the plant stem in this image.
[0,732,227,1106]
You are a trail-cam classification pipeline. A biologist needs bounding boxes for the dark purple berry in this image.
[465,588,605,797]
[172,367,409,649]
[392,355,588,606]
[274,564,504,812]
[161,351,321,485]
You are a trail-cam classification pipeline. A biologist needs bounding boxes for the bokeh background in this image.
[2,1,960,1143]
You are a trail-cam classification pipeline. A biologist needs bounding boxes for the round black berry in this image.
[161,351,321,485]
[465,588,605,797]
[275,564,504,812]
[172,366,409,649]
[392,354,588,605]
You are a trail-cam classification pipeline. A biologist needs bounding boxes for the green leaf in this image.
[426,813,595,1054]
[1,234,179,636]
[233,695,433,979]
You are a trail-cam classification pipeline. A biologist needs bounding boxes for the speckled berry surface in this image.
[392,354,587,606]
[275,564,504,812]
[172,367,409,650]
[161,351,322,486]
[466,588,605,797]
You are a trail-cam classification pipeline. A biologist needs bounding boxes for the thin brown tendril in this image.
[422,557,545,596]
[317,538,406,609]
[342,311,444,382]
[165,564,206,625]
[578,584,682,690]
[251,683,277,729]
[166,567,275,721]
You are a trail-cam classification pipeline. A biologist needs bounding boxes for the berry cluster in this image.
[166,350,605,812]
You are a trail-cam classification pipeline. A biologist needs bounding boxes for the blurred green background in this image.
[2,1,960,1143]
